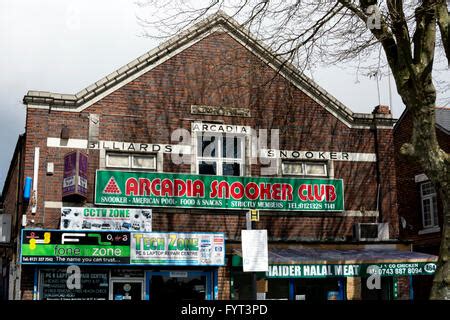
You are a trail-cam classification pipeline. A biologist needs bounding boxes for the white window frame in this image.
[106,152,157,171]
[281,161,328,177]
[195,133,245,176]
[420,181,439,229]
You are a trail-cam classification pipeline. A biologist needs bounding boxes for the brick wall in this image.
[2,136,25,239]
[218,265,231,300]
[396,276,411,300]
[21,32,398,238]
[346,277,361,300]
[394,110,450,250]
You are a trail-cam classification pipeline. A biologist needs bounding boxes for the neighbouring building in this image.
[1,12,438,301]
[394,107,450,300]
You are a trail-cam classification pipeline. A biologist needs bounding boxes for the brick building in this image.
[0,12,438,301]
[394,107,450,299]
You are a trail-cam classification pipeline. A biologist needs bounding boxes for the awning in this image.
[232,248,438,278]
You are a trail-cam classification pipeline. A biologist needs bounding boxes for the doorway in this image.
[147,271,213,300]
[110,279,144,300]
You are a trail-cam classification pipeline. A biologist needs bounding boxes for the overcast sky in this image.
[0,0,421,191]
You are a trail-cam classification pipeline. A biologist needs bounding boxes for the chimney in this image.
[372,105,391,115]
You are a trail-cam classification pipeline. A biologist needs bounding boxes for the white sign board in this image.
[60,207,152,231]
[241,230,269,272]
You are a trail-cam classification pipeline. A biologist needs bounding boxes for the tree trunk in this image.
[399,85,450,299]
[430,185,450,299]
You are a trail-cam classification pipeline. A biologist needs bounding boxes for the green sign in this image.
[21,230,130,265]
[20,229,226,266]
[130,232,225,266]
[266,262,437,278]
[95,170,344,211]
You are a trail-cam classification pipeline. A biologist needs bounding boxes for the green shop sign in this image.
[21,229,130,265]
[95,170,344,211]
[20,229,226,266]
[130,232,225,266]
[266,262,437,278]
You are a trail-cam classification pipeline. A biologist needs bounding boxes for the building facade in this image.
[0,12,438,301]
[394,107,450,299]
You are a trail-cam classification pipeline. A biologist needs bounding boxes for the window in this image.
[420,181,438,228]
[282,161,327,177]
[196,133,244,176]
[106,153,156,170]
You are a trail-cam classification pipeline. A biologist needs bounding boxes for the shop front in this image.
[231,247,438,301]
[20,229,225,300]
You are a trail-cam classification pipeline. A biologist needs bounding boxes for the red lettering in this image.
[245,182,259,200]
[282,184,293,201]
[307,185,315,201]
[151,178,161,196]
[126,178,139,196]
[192,180,204,197]
[174,179,186,197]
[160,179,173,197]
[326,185,336,202]
[299,185,308,201]
[186,180,192,197]
[230,182,244,200]
[314,184,325,201]
[139,178,151,196]
[218,181,230,199]
[259,183,271,200]
[272,184,281,200]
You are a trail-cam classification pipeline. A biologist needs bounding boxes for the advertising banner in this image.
[266,262,438,278]
[130,232,225,266]
[21,230,130,265]
[95,170,344,212]
[63,151,88,199]
[60,207,152,231]
[20,230,225,266]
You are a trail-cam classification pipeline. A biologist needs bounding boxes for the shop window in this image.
[292,278,343,301]
[39,268,109,300]
[266,279,289,300]
[106,152,156,170]
[361,276,393,300]
[282,161,327,177]
[196,134,244,176]
[231,272,253,299]
[420,182,438,228]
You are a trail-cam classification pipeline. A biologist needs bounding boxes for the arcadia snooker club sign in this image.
[266,262,438,278]
[95,170,344,212]
[20,229,225,266]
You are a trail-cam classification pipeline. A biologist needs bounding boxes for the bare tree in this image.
[137,0,450,299]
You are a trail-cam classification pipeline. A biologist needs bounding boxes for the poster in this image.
[95,170,344,212]
[130,232,225,266]
[241,230,268,272]
[40,269,109,300]
[60,207,152,231]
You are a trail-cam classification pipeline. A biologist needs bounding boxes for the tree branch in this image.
[436,0,450,65]
[412,0,438,76]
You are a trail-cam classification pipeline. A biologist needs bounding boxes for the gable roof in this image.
[23,11,395,129]
[435,107,450,134]
[395,107,450,136]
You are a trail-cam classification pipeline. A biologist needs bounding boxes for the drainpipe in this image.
[371,106,389,223]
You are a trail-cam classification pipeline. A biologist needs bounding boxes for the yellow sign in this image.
[250,210,259,222]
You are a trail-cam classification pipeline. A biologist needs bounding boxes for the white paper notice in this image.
[241,230,269,272]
